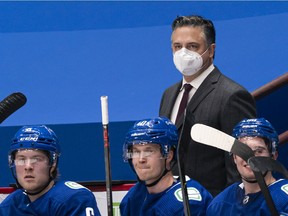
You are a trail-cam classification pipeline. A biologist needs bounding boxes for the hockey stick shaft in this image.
[100,96,113,216]
[177,113,192,216]
[177,159,190,216]
[0,92,27,124]
[253,171,279,216]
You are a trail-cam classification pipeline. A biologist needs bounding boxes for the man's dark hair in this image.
[172,15,216,47]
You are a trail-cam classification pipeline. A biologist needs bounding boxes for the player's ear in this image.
[233,154,237,164]
[272,151,278,160]
[168,149,174,161]
[50,163,57,178]
[166,150,174,169]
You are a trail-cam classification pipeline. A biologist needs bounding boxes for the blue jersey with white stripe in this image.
[207,179,288,216]
[0,181,101,216]
[120,177,213,216]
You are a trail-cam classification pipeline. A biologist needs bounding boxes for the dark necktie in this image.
[175,83,192,124]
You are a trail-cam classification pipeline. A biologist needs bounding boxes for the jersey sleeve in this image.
[56,189,101,216]
[48,181,101,216]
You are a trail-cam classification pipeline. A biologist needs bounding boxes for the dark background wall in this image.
[0,1,287,186]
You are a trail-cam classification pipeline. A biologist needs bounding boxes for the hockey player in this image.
[206,118,288,215]
[120,116,212,215]
[0,125,101,216]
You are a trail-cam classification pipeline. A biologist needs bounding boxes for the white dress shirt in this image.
[170,64,215,123]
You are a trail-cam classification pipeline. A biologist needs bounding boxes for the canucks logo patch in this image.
[281,184,288,195]
[174,187,202,202]
[65,181,87,190]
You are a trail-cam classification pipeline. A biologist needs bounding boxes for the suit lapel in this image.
[188,69,220,110]
[163,81,182,118]
[177,68,221,127]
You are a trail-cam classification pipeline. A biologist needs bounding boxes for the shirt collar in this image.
[181,64,215,90]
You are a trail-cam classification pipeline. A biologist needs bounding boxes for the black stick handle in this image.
[177,113,191,216]
[0,92,27,124]
[101,96,113,216]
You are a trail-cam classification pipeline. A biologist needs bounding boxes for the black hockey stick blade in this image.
[0,92,27,124]
[191,123,254,161]
[248,156,288,179]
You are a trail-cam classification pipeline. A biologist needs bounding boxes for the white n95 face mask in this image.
[173,48,205,76]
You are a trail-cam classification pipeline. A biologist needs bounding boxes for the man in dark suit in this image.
[159,15,256,196]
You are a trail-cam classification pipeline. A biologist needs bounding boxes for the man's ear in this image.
[49,163,57,177]
[209,43,216,58]
[165,150,174,170]
[273,151,278,160]
[167,150,174,161]
[233,154,237,164]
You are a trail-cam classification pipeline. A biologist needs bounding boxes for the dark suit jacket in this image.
[159,67,256,196]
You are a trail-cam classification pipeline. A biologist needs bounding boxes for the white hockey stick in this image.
[190,123,279,216]
[100,96,113,216]
[191,124,288,177]
[191,123,234,152]
[191,123,254,161]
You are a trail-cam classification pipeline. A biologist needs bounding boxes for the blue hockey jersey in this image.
[207,179,288,215]
[120,177,213,216]
[0,180,101,216]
